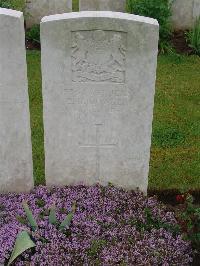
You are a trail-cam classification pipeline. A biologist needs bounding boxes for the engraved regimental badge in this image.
[71,30,127,83]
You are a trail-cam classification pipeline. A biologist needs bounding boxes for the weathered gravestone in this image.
[172,0,200,30]
[79,0,126,12]
[0,8,33,193]
[193,0,200,21]
[25,0,72,28]
[41,11,159,193]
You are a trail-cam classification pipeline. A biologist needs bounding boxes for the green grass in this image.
[27,51,200,191]
[0,0,25,11]
[149,55,200,191]
[73,0,79,11]
[27,51,45,185]
[11,0,25,11]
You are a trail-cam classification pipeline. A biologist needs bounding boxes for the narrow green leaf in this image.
[59,212,73,231]
[22,201,38,231]
[8,231,36,265]
[49,203,57,225]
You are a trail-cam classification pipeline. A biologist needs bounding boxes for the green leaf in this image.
[59,212,73,231]
[49,204,57,225]
[8,231,36,265]
[22,201,38,231]
[59,202,76,231]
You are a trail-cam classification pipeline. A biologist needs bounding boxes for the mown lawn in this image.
[150,55,200,191]
[27,51,200,191]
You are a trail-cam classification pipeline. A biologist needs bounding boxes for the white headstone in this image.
[193,0,200,22]
[41,11,159,193]
[172,0,200,30]
[79,0,126,12]
[0,8,33,193]
[25,0,72,28]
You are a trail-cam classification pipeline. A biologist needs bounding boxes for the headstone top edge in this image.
[41,11,159,27]
[0,7,22,18]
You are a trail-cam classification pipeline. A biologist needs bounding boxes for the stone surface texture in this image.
[25,0,72,28]
[193,0,200,21]
[0,8,33,193]
[172,0,200,30]
[41,11,159,193]
[79,0,126,12]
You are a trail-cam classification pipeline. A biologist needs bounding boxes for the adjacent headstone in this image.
[25,0,72,28]
[79,0,126,12]
[41,11,159,193]
[0,8,33,193]
[172,0,200,30]
[193,0,200,22]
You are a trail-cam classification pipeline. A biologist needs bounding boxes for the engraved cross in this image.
[79,124,117,181]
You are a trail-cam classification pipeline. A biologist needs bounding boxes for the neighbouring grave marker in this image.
[0,8,33,193]
[79,0,126,12]
[41,11,159,193]
[172,0,200,30]
[193,0,200,22]
[25,0,72,28]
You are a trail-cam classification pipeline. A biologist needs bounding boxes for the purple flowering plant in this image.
[6,200,76,265]
[0,184,193,265]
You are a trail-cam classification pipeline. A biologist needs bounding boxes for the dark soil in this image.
[148,189,200,205]
[171,31,193,55]
[193,252,200,266]
[148,189,200,266]
[26,38,40,50]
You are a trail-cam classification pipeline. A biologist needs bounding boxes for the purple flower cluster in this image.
[0,185,193,265]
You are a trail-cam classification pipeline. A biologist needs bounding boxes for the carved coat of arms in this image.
[71,30,126,83]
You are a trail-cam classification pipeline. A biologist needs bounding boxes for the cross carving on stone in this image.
[79,124,117,180]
